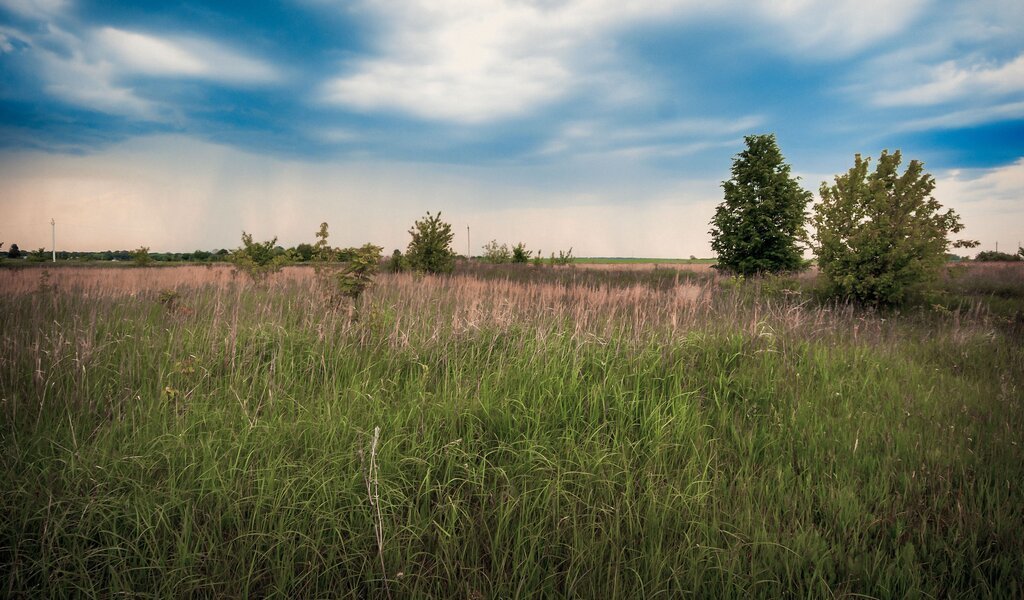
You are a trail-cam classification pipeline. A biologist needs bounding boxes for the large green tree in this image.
[812,150,977,306]
[406,211,455,274]
[709,134,811,275]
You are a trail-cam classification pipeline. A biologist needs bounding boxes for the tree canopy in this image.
[812,150,977,306]
[709,134,811,276]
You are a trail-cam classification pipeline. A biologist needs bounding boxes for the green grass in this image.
[1,268,1022,598]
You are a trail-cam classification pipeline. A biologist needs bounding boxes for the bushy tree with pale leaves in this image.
[812,150,978,306]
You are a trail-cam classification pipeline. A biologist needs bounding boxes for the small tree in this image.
[512,243,532,264]
[482,239,511,264]
[7,243,21,259]
[337,243,383,301]
[812,150,978,306]
[133,246,152,266]
[709,134,811,275]
[406,211,455,274]
[231,232,287,285]
[313,223,334,262]
[549,247,574,266]
[312,222,337,291]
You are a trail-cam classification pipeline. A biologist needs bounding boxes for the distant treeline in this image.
[4,248,232,262]
[1,244,380,263]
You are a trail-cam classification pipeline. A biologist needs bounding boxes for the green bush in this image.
[512,243,532,264]
[482,240,511,264]
[231,232,288,285]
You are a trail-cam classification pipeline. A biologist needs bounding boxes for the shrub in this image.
[550,247,574,266]
[482,240,511,264]
[133,246,152,266]
[231,232,288,285]
[512,243,532,264]
[337,243,383,301]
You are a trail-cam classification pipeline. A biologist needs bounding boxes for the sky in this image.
[0,0,1021,257]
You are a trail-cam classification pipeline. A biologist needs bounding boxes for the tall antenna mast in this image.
[51,218,56,263]
[466,225,470,261]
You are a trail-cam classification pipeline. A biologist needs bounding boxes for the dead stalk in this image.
[363,426,391,599]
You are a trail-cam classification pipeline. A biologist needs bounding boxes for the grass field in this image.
[2,263,1022,598]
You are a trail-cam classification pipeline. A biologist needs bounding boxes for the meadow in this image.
[1,262,1022,598]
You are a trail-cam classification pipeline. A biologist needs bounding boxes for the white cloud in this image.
[934,159,1024,251]
[875,54,1024,106]
[39,45,162,119]
[0,0,66,19]
[4,4,279,120]
[895,101,1024,132]
[322,0,585,123]
[537,115,760,158]
[95,28,279,84]
[321,0,927,123]
[763,0,929,56]
[841,0,1024,129]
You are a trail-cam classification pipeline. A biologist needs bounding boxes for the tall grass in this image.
[1,265,1022,597]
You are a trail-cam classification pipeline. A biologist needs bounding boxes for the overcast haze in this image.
[1,0,1021,256]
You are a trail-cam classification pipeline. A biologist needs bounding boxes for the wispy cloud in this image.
[95,28,279,84]
[537,115,762,159]
[2,2,280,120]
[320,0,927,123]
[0,0,66,20]
[934,159,1024,249]
[936,158,1024,208]
[875,54,1024,107]
[763,0,929,56]
[895,101,1024,132]
[38,41,162,120]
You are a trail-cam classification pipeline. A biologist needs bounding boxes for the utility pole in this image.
[466,225,471,261]
[51,218,56,262]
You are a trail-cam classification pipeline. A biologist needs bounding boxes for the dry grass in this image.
[0,264,316,296]
[574,262,717,272]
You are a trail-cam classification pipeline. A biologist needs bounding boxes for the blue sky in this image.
[0,0,1021,256]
